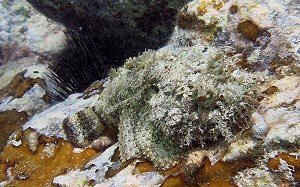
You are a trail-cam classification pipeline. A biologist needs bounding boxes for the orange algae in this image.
[177,13,200,30]
[0,138,98,186]
[197,0,223,15]
[132,161,155,175]
[0,163,6,181]
[294,171,300,182]
[42,94,52,103]
[105,159,133,179]
[212,0,223,10]
[268,152,300,182]
[235,53,250,69]
[111,147,121,162]
[237,20,261,41]
[270,56,300,76]
[197,3,208,16]
[161,174,185,187]
[0,71,47,100]
[132,161,183,176]
[14,77,45,98]
[0,110,28,152]
[230,5,238,14]
[262,86,279,95]
[158,157,254,187]
[0,72,24,100]
[189,158,255,187]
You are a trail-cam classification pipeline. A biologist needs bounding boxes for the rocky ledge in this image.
[0,0,299,186]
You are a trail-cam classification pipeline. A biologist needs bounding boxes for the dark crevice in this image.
[26,0,190,100]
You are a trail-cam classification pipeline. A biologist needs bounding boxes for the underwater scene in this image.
[0,0,300,186]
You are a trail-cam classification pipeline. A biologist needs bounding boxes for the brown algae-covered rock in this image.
[0,134,98,186]
[237,20,261,41]
[0,63,53,116]
[0,110,28,152]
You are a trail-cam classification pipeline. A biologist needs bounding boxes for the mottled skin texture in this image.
[94,45,257,169]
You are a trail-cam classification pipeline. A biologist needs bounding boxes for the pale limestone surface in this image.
[23,93,101,139]
[53,144,165,187]
[0,57,38,89]
[0,0,65,56]
[0,62,52,115]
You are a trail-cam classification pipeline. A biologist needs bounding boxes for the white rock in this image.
[0,0,66,56]
[222,138,257,161]
[251,112,268,139]
[233,167,278,187]
[24,64,47,79]
[23,93,100,139]
[0,57,38,89]
[0,84,49,115]
[53,144,118,186]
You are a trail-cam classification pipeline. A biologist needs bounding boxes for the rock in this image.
[23,128,39,153]
[250,112,268,139]
[0,0,65,57]
[0,43,33,66]
[0,110,28,152]
[0,63,52,116]
[233,167,278,187]
[53,144,165,187]
[222,138,258,161]
[23,93,101,139]
[0,57,38,89]
[24,0,191,96]
[0,60,56,151]
[1,0,300,186]
[92,136,113,152]
[53,144,119,186]
[26,0,190,63]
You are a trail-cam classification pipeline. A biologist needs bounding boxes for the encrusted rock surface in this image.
[22,93,102,139]
[0,0,300,186]
[0,0,65,58]
[0,60,60,114]
[0,0,68,155]
[0,59,56,152]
